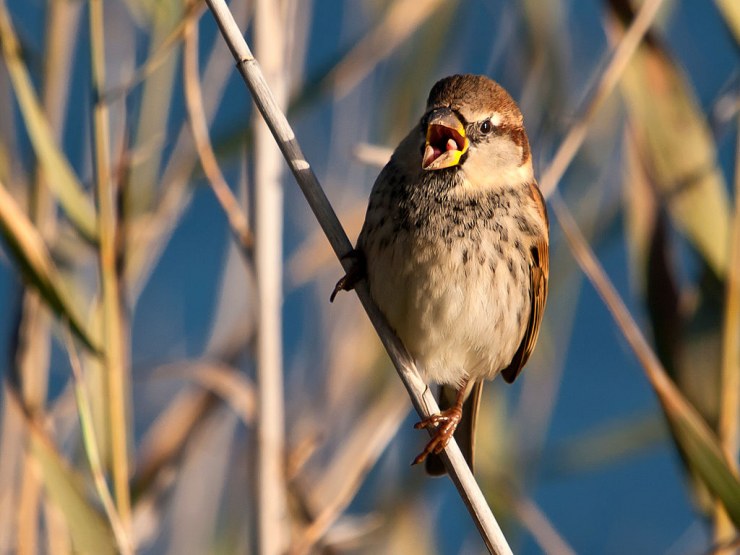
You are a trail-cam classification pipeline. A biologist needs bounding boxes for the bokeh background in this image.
[0,0,739,554]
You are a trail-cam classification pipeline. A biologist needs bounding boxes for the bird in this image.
[332,74,549,475]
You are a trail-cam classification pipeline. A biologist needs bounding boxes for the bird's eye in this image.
[479,119,493,134]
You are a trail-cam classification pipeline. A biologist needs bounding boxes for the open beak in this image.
[421,107,469,170]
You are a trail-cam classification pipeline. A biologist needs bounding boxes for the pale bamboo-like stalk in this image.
[0,397,23,551]
[716,104,740,546]
[254,0,289,553]
[17,455,41,555]
[89,0,131,532]
[204,2,512,553]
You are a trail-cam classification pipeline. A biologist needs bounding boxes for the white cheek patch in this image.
[454,137,533,194]
[490,112,502,127]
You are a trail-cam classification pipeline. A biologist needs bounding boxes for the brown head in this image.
[420,74,532,189]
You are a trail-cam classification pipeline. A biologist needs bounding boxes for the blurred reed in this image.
[253,0,291,552]
[0,1,737,554]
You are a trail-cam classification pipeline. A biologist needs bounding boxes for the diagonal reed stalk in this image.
[0,0,97,241]
[535,0,740,530]
[716,102,740,545]
[89,0,131,534]
[204,2,511,553]
[14,2,76,550]
[538,0,665,199]
[538,0,740,531]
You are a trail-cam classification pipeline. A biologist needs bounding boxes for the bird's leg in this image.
[412,379,469,466]
[330,248,366,302]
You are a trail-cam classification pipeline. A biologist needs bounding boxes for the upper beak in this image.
[422,107,469,170]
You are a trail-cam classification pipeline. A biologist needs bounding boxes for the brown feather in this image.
[501,182,549,383]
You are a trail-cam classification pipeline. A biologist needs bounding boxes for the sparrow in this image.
[333,74,549,475]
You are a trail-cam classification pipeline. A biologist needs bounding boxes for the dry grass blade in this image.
[15,0,78,413]
[204,2,512,553]
[182,12,252,251]
[125,1,183,216]
[716,111,740,544]
[125,0,248,302]
[313,0,447,100]
[616,16,729,277]
[551,192,740,527]
[291,385,409,555]
[0,178,98,353]
[354,143,393,168]
[0,387,25,550]
[131,363,253,508]
[513,187,608,469]
[622,125,658,292]
[287,201,366,287]
[287,0,452,118]
[148,359,255,416]
[611,2,735,535]
[718,113,740,456]
[88,0,131,531]
[5,389,117,555]
[706,534,740,555]
[186,363,256,424]
[163,409,237,555]
[535,0,740,530]
[0,1,97,241]
[18,440,42,554]
[63,331,133,555]
[511,492,575,555]
[132,387,216,500]
[13,3,78,546]
[539,0,666,199]
[715,0,740,44]
[286,146,386,288]
[103,0,204,102]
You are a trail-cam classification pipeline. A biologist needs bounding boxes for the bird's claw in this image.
[412,407,462,465]
[330,249,366,302]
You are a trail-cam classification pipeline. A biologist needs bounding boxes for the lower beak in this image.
[422,108,469,170]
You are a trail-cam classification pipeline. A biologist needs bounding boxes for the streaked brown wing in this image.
[501,183,549,383]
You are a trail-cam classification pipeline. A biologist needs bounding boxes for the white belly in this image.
[367,232,529,386]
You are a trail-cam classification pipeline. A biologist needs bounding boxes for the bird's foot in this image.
[330,249,366,302]
[412,406,463,465]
